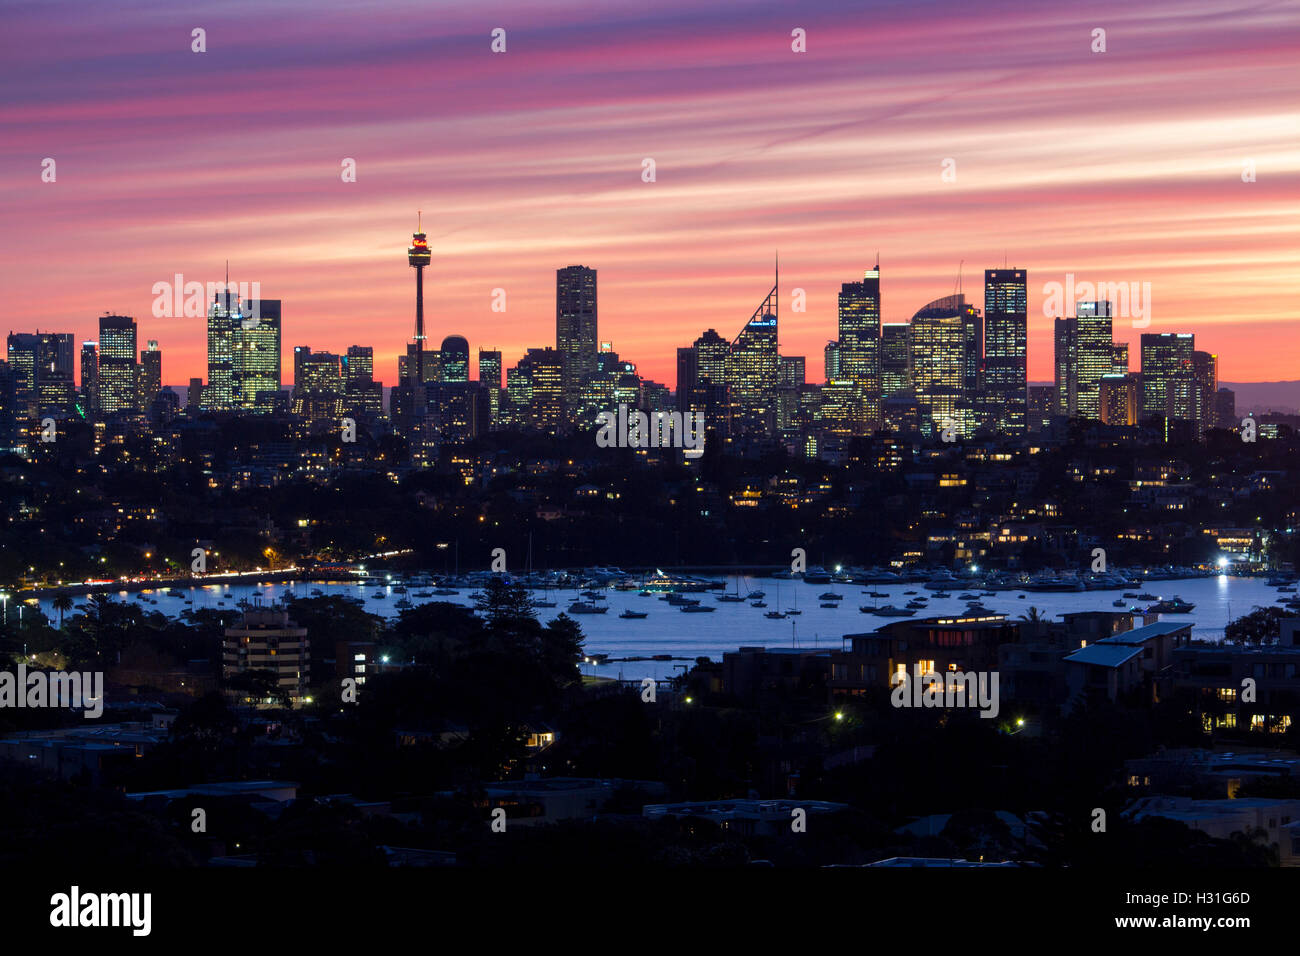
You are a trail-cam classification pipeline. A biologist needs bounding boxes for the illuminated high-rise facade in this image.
[1053,317,1077,417]
[880,323,912,397]
[556,265,597,419]
[1075,301,1113,420]
[233,299,281,412]
[910,295,971,435]
[98,315,138,415]
[1140,332,1195,422]
[139,341,162,408]
[726,272,779,439]
[478,349,502,426]
[837,264,881,428]
[1193,350,1217,435]
[80,342,98,419]
[983,268,1027,432]
[440,335,469,383]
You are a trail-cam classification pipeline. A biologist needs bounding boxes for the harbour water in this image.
[29,573,1289,681]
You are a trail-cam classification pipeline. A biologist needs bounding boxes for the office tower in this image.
[960,300,983,400]
[5,334,39,416]
[1026,384,1056,433]
[1053,317,1078,417]
[910,295,971,435]
[6,332,73,417]
[687,328,731,440]
[556,265,597,417]
[1099,374,1139,425]
[0,361,17,450]
[187,378,204,415]
[139,341,162,407]
[727,270,779,438]
[819,379,867,448]
[233,298,281,412]
[880,323,911,397]
[824,341,841,382]
[440,335,469,383]
[504,362,532,429]
[1112,342,1129,375]
[478,349,502,426]
[837,263,881,427]
[341,346,383,422]
[97,314,138,414]
[292,347,344,425]
[408,215,431,387]
[676,346,699,415]
[343,345,374,384]
[80,342,98,419]
[521,347,564,435]
[203,288,239,412]
[776,355,805,431]
[983,268,1027,432]
[1214,387,1236,429]
[1075,301,1113,420]
[1140,333,1195,422]
[1193,351,1217,435]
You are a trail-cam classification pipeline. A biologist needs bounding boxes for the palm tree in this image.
[1019,606,1045,623]
[51,594,73,628]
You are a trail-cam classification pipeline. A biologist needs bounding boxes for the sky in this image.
[2,0,1298,388]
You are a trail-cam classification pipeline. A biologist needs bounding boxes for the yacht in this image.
[818,592,844,601]
[568,602,608,614]
[1148,596,1195,614]
[868,605,916,617]
[619,609,648,619]
[680,604,715,613]
[764,611,787,620]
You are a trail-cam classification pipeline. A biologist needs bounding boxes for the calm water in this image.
[32,575,1288,681]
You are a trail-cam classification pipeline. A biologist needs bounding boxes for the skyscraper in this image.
[6,332,73,417]
[478,349,502,426]
[1099,374,1139,426]
[556,265,597,419]
[910,295,971,435]
[1193,350,1217,436]
[880,323,912,397]
[1075,301,1113,420]
[1140,332,1195,422]
[726,270,779,439]
[204,290,238,411]
[982,268,1027,433]
[1053,317,1077,417]
[440,335,469,383]
[233,298,281,412]
[139,340,162,408]
[80,342,98,419]
[292,347,344,425]
[837,264,881,427]
[97,314,138,414]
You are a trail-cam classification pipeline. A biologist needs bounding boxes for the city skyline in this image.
[4,0,1297,385]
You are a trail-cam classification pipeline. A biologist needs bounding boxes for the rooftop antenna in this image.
[955,259,964,296]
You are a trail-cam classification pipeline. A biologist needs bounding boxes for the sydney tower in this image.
[407,212,431,386]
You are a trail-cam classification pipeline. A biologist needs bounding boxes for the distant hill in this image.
[1222,381,1300,415]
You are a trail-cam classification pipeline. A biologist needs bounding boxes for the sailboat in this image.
[717,574,746,602]
[786,581,802,615]
[527,533,557,607]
